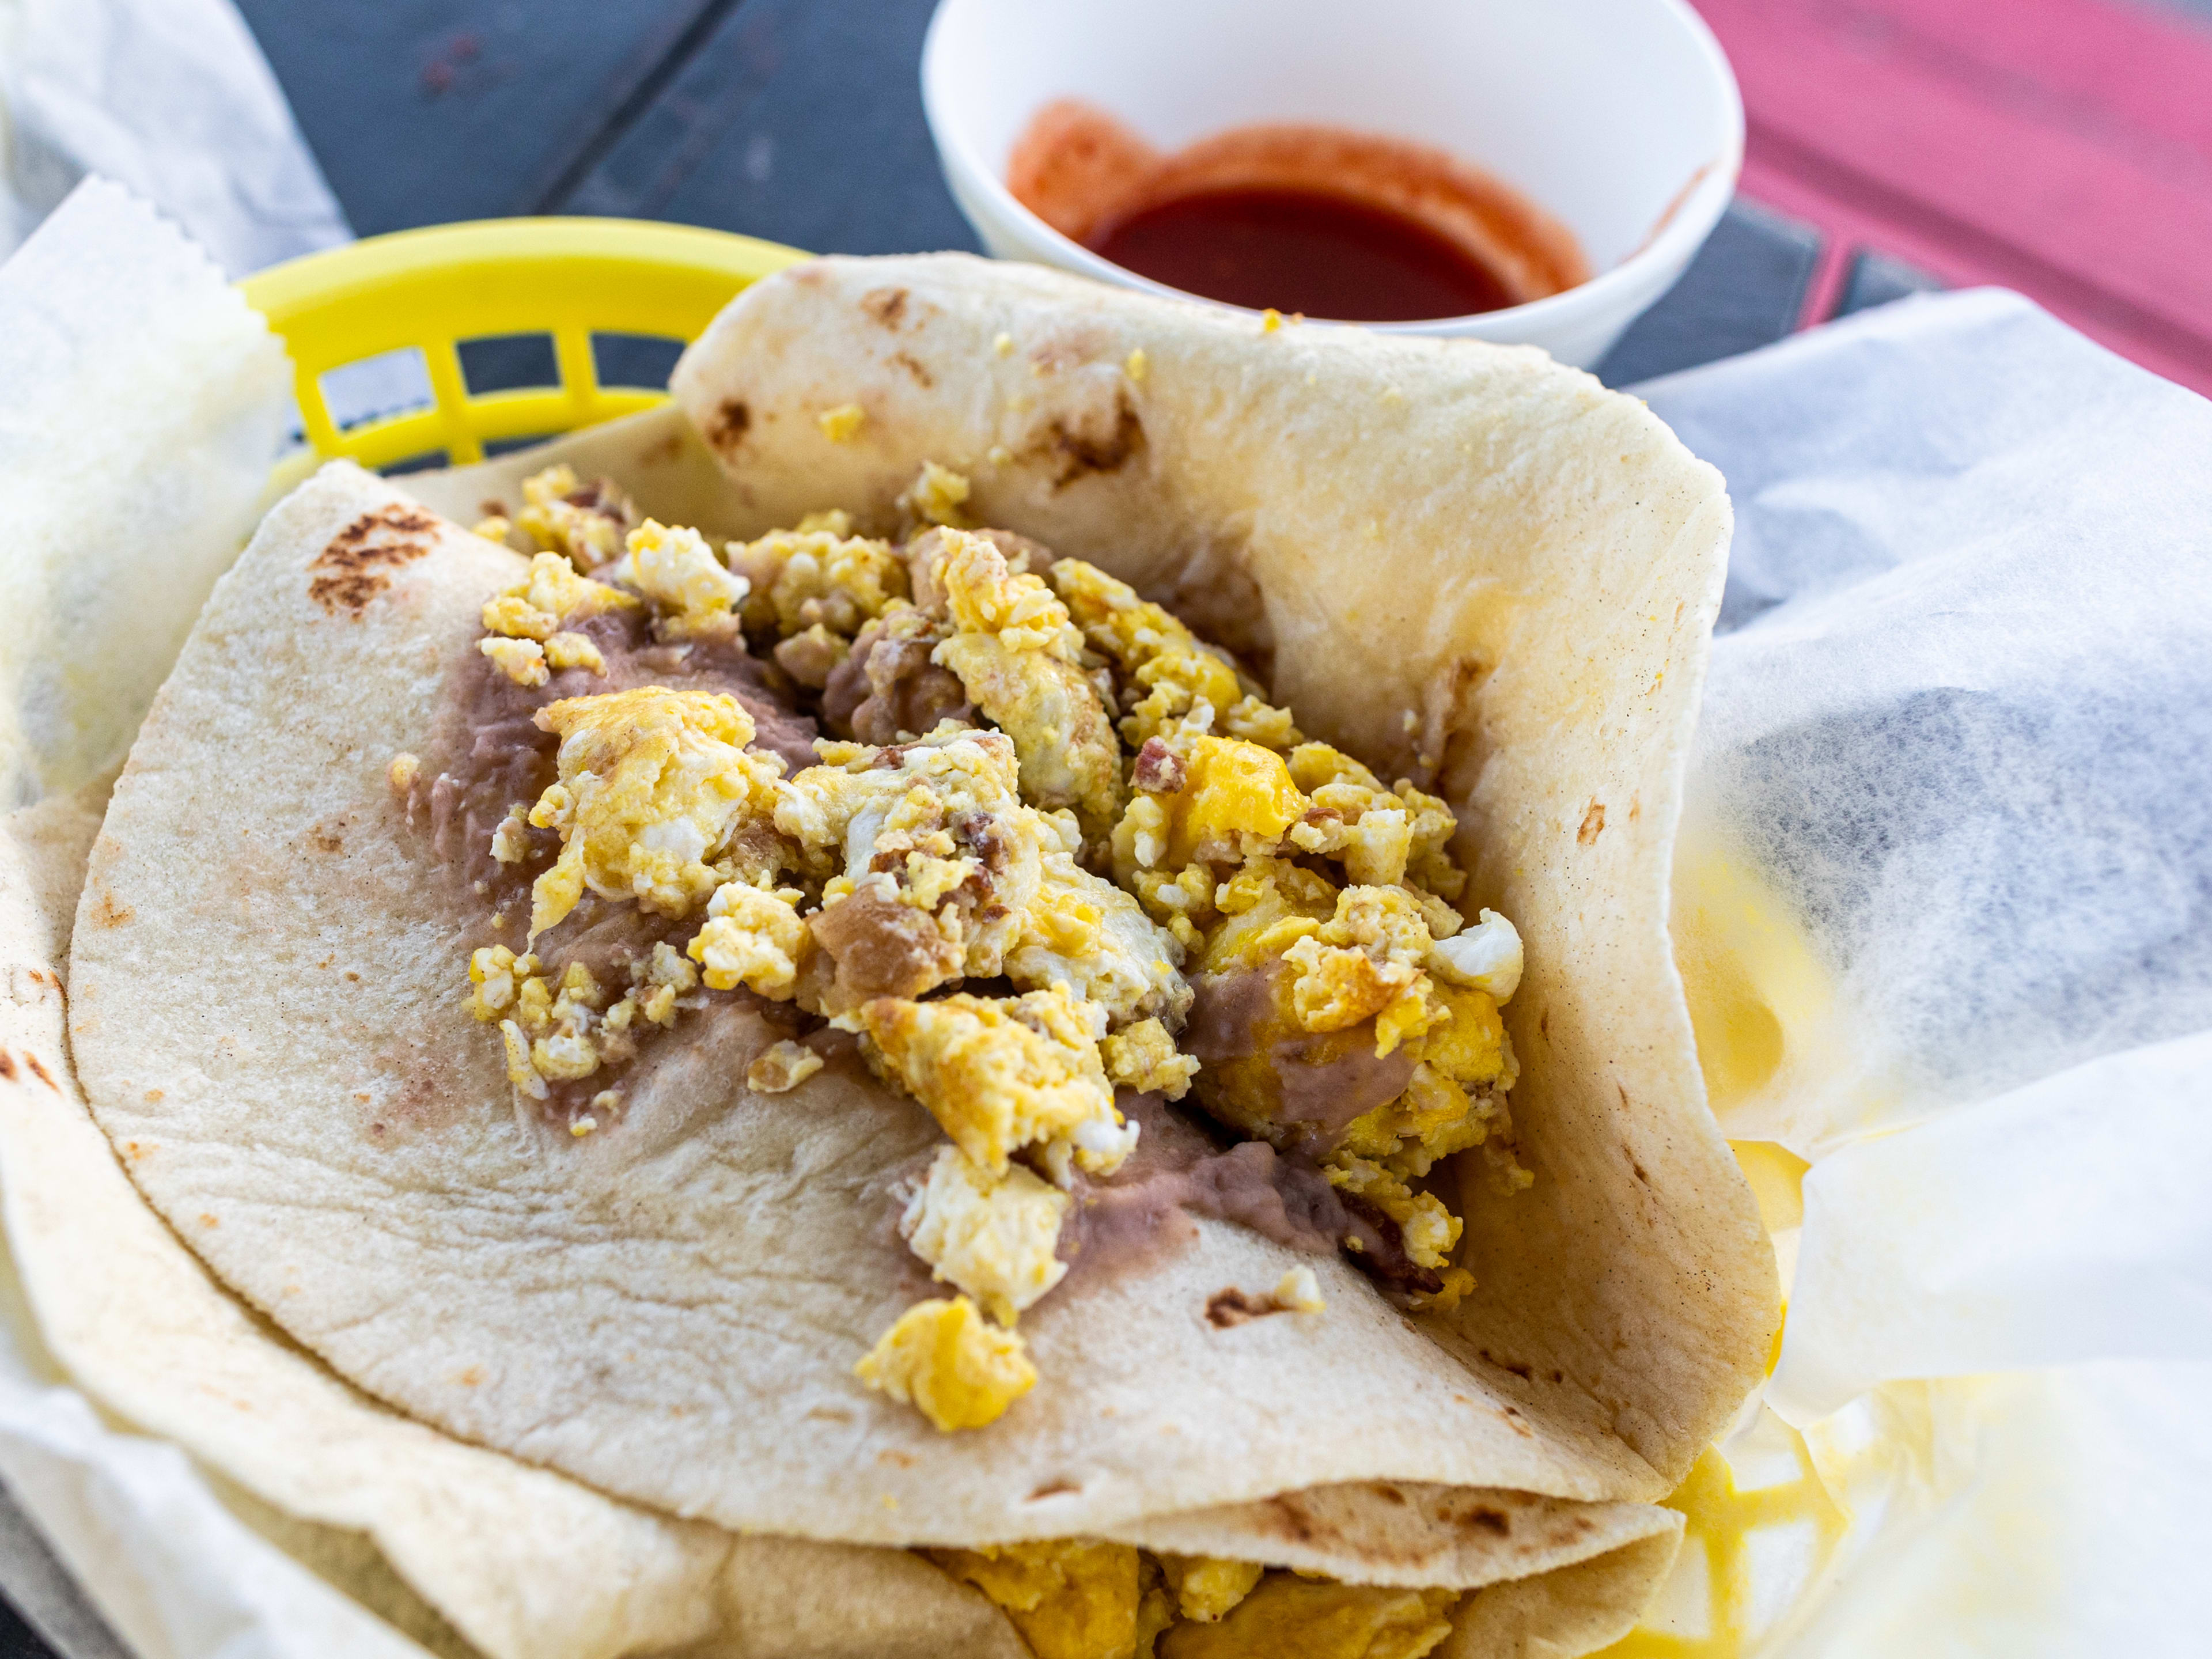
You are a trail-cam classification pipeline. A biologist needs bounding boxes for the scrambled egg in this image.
[851,1297,1035,1433]
[512,464,633,567]
[781,726,1027,887]
[606,520,748,638]
[900,1145,1069,1323]
[544,631,605,674]
[746,1038,823,1093]
[1052,559,1298,752]
[858,987,1132,1185]
[728,522,906,639]
[935,628,1122,838]
[900,459,974,527]
[938,529,1084,656]
[1099,1017,1198,1100]
[1280,885,1446,1055]
[1158,1556,1264,1624]
[1271,1265,1327,1315]
[1097,713,1529,1300]
[1119,736,1309,871]
[479,635,549,687]
[1286,743,1463,898]
[929,531,1120,836]
[482,551,638,642]
[1161,1575,1461,1659]
[1429,908,1523,999]
[1328,1156,1463,1271]
[930,1541,1172,1659]
[688,876,809,997]
[450,464,1535,1438]
[526,688,787,939]
[1008,851,1190,1026]
[934,1544,1455,1658]
[779,727,1043,1000]
[469,941,696,1099]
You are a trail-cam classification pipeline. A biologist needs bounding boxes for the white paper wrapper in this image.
[1637,289,2212,1657]
[0,0,347,275]
[0,176,437,1659]
[1652,288,2212,1156]
[0,177,292,809]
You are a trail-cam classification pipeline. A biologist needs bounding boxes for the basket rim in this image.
[238,215,809,325]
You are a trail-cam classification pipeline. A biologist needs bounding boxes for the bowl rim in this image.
[918,0,1745,336]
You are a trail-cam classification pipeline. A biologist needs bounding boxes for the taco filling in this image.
[406,461,1531,1447]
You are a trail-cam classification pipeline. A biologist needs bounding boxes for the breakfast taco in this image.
[63,253,1772,1655]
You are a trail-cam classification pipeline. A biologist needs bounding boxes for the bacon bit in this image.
[1131,737,1187,794]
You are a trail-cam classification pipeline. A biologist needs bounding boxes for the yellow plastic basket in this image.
[233,215,1836,1659]
[237,216,806,476]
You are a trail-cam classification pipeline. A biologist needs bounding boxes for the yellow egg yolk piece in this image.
[930,1539,1164,1659]
[852,1296,1035,1431]
[524,687,787,940]
[857,987,1131,1183]
[1130,736,1309,869]
[1156,1574,1461,1659]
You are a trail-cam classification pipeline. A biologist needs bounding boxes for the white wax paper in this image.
[0,180,430,1657]
[1634,288,2212,1657]
[1649,288,2212,1155]
[0,0,346,275]
[0,1259,431,1659]
[0,177,292,808]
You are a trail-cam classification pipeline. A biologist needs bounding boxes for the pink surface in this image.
[1696,0,2212,395]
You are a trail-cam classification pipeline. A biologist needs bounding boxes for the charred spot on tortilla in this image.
[706,397,751,455]
[316,505,438,572]
[860,286,909,328]
[309,570,395,614]
[1204,1287,1272,1327]
[1202,1268,1322,1327]
[308,506,436,613]
[1578,800,1605,843]
[1263,1491,1321,1544]
[1042,388,1145,488]
[889,350,935,388]
[25,1052,57,1091]
[0,1051,15,1082]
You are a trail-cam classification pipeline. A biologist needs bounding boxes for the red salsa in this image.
[1090,185,1516,321]
[1008,101,1589,325]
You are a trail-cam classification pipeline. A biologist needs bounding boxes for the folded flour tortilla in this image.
[3,791,1041,1659]
[59,254,1770,1645]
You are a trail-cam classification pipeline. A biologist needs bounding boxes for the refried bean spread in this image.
[394,458,1533,1435]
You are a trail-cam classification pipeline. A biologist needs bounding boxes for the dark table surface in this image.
[0,5,1926,1655]
[242,0,1911,390]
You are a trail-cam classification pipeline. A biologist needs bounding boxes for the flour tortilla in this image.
[67,460,1686,1564]
[65,255,1762,1599]
[0,789,1029,1659]
[670,255,1777,1483]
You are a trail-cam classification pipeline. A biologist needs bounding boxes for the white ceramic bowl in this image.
[921,0,1743,369]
